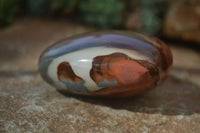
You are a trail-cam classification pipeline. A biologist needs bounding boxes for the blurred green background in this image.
[1,0,200,43]
[0,0,165,35]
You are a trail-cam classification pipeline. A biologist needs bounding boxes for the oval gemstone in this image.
[39,31,173,98]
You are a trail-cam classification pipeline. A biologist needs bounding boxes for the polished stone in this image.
[39,31,173,97]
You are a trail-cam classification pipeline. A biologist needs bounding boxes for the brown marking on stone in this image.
[90,53,131,83]
[90,52,160,97]
[57,61,84,83]
[91,61,159,97]
[136,60,160,82]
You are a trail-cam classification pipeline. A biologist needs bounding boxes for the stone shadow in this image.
[59,75,200,115]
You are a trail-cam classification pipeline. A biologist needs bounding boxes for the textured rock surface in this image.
[0,19,200,133]
[163,0,200,43]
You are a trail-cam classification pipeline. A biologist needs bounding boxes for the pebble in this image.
[39,31,172,98]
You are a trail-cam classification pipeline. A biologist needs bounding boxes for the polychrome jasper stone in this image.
[39,31,172,98]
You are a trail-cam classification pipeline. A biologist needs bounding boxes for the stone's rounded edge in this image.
[149,36,173,79]
[38,31,165,68]
[38,56,54,87]
[158,38,173,74]
[39,30,159,60]
[132,32,173,79]
[38,30,173,98]
[133,33,173,78]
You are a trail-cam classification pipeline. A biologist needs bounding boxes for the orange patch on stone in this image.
[90,52,159,97]
[109,60,148,85]
[57,61,84,83]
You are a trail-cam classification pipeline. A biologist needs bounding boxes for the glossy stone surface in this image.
[39,31,173,97]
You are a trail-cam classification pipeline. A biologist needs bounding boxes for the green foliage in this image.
[140,9,162,35]
[50,0,78,15]
[79,0,125,29]
[26,0,50,16]
[0,0,22,25]
[138,0,165,35]
[139,0,165,8]
[0,0,166,33]
[26,0,78,16]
